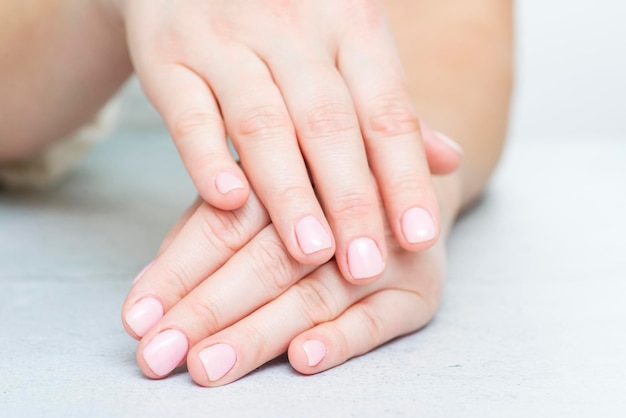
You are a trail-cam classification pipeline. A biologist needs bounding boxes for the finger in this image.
[263,47,387,284]
[202,46,335,266]
[157,196,204,256]
[421,124,463,175]
[185,263,371,386]
[136,62,249,211]
[338,17,442,252]
[122,192,269,339]
[136,225,316,379]
[288,289,434,375]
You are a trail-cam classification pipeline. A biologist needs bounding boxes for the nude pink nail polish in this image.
[142,329,189,377]
[132,261,154,285]
[434,130,463,154]
[125,297,164,337]
[302,339,326,367]
[198,343,237,382]
[347,237,384,280]
[401,207,437,244]
[421,123,463,154]
[215,172,244,195]
[295,215,332,255]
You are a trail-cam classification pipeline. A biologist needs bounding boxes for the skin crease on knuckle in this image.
[291,278,340,326]
[197,203,250,256]
[247,234,302,294]
[325,190,378,225]
[302,101,358,139]
[233,105,294,144]
[170,109,223,145]
[366,93,421,138]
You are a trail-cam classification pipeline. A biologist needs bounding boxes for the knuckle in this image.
[187,151,228,178]
[239,322,269,360]
[385,174,429,201]
[367,94,420,137]
[273,184,312,206]
[160,259,194,300]
[292,279,339,325]
[250,235,297,293]
[303,102,358,138]
[356,304,386,346]
[187,295,222,335]
[329,323,352,360]
[171,109,223,141]
[198,203,247,255]
[330,191,378,223]
[234,106,293,141]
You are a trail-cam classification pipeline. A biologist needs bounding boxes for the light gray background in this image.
[1,2,625,417]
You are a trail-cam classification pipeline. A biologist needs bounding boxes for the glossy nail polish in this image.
[125,297,164,337]
[434,130,463,154]
[347,237,384,280]
[198,343,237,382]
[401,207,437,244]
[142,329,189,377]
[215,172,245,195]
[295,215,332,255]
[302,339,326,367]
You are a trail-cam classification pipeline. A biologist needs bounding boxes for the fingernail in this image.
[295,215,333,255]
[302,339,326,367]
[142,329,189,377]
[421,123,463,154]
[132,261,154,285]
[401,207,437,244]
[347,237,384,280]
[215,172,245,195]
[434,131,463,154]
[125,297,164,337]
[198,343,237,382]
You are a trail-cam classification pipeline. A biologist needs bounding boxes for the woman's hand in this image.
[111,0,462,283]
[122,171,460,386]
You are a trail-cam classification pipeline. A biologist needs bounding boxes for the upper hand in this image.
[116,0,462,283]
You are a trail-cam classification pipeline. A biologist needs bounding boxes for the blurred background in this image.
[114,0,626,142]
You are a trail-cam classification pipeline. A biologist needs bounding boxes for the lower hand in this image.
[122,174,459,386]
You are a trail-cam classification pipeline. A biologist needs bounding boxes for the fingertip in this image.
[288,336,329,375]
[340,237,387,285]
[201,170,251,211]
[396,206,440,252]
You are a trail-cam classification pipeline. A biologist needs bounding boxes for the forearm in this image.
[0,0,131,161]
[384,0,514,218]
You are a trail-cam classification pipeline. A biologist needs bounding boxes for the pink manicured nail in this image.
[434,131,463,154]
[125,297,164,337]
[215,172,245,195]
[142,329,189,377]
[347,237,384,280]
[295,215,332,255]
[302,339,326,367]
[132,261,154,285]
[401,207,437,244]
[421,123,463,154]
[198,343,237,382]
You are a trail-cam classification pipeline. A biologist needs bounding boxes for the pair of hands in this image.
[122,131,459,386]
[107,0,464,385]
[107,0,462,285]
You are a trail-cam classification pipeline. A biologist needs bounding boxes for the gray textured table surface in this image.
[1,131,624,417]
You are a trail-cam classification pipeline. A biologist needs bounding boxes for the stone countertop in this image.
[1,132,625,417]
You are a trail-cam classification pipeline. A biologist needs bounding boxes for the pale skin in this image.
[1,0,470,284]
[0,0,512,385]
